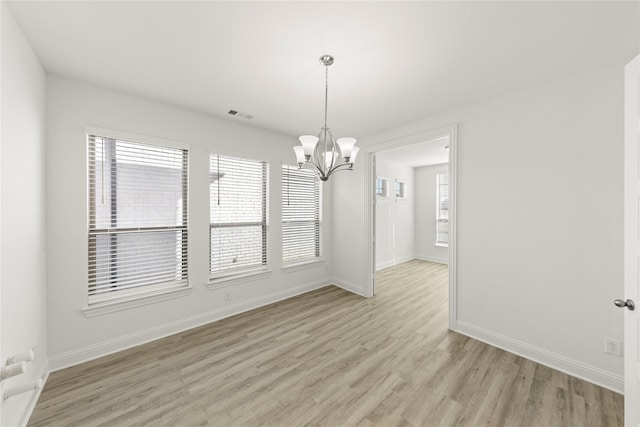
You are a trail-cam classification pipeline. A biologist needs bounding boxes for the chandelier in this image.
[293,55,359,181]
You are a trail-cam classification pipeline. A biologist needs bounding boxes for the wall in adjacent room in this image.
[45,75,333,370]
[374,158,415,270]
[1,3,48,426]
[415,163,449,264]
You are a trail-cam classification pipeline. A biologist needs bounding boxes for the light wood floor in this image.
[29,260,623,426]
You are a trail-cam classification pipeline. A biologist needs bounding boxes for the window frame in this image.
[395,179,408,200]
[375,176,390,199]
[84,127,191,315]
[281,164,323,268]
[209,153,270,283]
[436,172,449,247]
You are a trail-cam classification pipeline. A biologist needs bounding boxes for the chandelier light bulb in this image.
[299,135,319,158]
[293,146,305,166]
[349,147,360,164]
[337,137,357,160]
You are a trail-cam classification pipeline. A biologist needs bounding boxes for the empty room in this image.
[2,1,639,426]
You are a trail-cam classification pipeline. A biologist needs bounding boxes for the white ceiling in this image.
[376,136,449,168]
[7,1,639,140]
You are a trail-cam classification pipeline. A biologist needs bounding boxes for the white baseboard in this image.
[416,254,449,265]
[333,278,366,297]
[11,363,49,427]
[394,255,416,265]
[455,321,623,394]
[376,260,394,271]
[376,255,418,271]
[49,280,331,372]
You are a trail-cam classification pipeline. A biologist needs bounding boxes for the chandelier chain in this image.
[324,65,329,129]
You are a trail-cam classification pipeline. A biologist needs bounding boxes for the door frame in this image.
[623,54,639,427]
[364,124,458,329]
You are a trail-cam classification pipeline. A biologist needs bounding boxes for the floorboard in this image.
[28,260,623,426]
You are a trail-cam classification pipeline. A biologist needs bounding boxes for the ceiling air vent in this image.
[227,109,254,120]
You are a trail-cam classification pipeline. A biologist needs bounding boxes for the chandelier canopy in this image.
[293,55,359,182]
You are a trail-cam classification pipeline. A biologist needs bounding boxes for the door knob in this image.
[614,299,635,311]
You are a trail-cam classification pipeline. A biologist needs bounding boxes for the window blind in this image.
[282,165,322,264]
[436,173,449,245]
[87,134,189,304]
[210,155,268,276]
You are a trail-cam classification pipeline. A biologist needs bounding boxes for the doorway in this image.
[365,125,457,329]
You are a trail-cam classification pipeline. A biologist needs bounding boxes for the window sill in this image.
[82,286,192,318]
[207,268,272,290]
[281,258,325,274]
[435,242,449,248]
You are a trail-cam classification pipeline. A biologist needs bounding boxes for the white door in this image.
[623,54,640,427]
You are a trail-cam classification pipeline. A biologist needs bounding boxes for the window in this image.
[375,177,389,198]
[210,155,268,277]
[282,166,322,265]
[436,173,449,246]
[396,179,407,199]
[87,133,189,305]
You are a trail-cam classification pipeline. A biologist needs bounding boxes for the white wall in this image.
[415,163,449,264]
[45,75,333,369]
[1,3,48,426]
[333,65,626,391]
[374,158,415,270]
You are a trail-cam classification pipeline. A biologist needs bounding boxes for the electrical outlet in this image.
[224,292,232,302]
[605,337,622,357]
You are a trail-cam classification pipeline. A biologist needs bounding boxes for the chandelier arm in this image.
[327,162,355,175]
[325,163,354,180]
[315,127,339,176]
[303,160,328,179]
